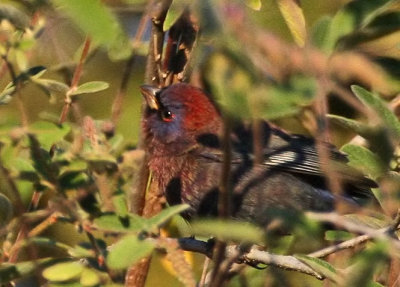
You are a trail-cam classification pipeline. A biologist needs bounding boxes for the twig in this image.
[209,116,233,286]
[199,257,211,287]
[174,211,400,282]
[144,0,173,86]
[177,237,324,280]
[306,211,400,254]
[58,36,91,125]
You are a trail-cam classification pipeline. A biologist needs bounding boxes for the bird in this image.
[140,83,378,228]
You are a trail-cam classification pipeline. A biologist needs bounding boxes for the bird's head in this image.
[141,83,221,155]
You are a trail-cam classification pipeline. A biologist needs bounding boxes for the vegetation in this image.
[0,0,400,286]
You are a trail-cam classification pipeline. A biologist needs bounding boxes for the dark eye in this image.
[161,109,175,122]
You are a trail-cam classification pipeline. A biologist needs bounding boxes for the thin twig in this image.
[307,211,400,254]
[59,36,91,125]
[199,257,211,287]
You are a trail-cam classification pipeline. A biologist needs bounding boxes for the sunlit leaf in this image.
[146,204,190,231]
[341,144,386,178]
[0,82,15,105]
[42,261,84,282]
[327,115,374,138]
[191,219,264,243]
[70,81,109,96]
[80,268,100,287]
[107,235,155,269]
[112,191,129,217]
[163,0,190,31]
[0,258,66,284]
[68,245,95,258]
[276,0,306,46]
[93,213,146,233]
[245,0,262,11]
[52,0,132,60]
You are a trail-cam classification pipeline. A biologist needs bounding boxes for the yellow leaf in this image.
[277,0,306,47]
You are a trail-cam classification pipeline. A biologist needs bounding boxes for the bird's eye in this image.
[161,109,175,122]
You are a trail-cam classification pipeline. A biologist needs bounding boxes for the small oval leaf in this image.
[70,81,109,96]
[42,261,83,282]
[107,235,155,269]
[191,219,264,243]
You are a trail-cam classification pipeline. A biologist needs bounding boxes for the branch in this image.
[177,237,324,280]
[58,36,91,125]
[306,211,400,257]
[174,211,400,281]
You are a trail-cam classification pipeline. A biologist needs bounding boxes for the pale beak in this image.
[140,85,161,110]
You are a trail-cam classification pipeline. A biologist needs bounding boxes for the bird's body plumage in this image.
[141,83,378,226]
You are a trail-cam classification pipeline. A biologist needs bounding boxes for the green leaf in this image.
[245,0,262,11]
[0,193,13,228]
[146,204,190,231]
[258,76,316,120]
[323,3,356,51]
[325,230,354,241]
[276,0,306,46]
[29,121,71,150]
[327,114,374,138]
[341,144,385,178]
[93,213,147,233]
[80,268,100,287]
[295,254,338,282]
[59,160,88,177]
[32,78,69,95]
[112,191,129,217]
[207,54,252,118]
[191,219,264,243]
[68,245,95,258]
[342,242,389,287]
[310,16,332,49]
[0,258,67,283]
[27,237,72,251]
[42,261,84,282]
[351,85,400,139]
[15,49,28,71]
[52,0,132,60]
[163,0,190,31]
[361,0,400,28]
[70,81,109,96]
[107,235,155,269]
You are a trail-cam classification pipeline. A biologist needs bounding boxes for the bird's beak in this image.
[140,85,161,110]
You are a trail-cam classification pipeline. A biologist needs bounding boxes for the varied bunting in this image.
[141,83,378,227]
